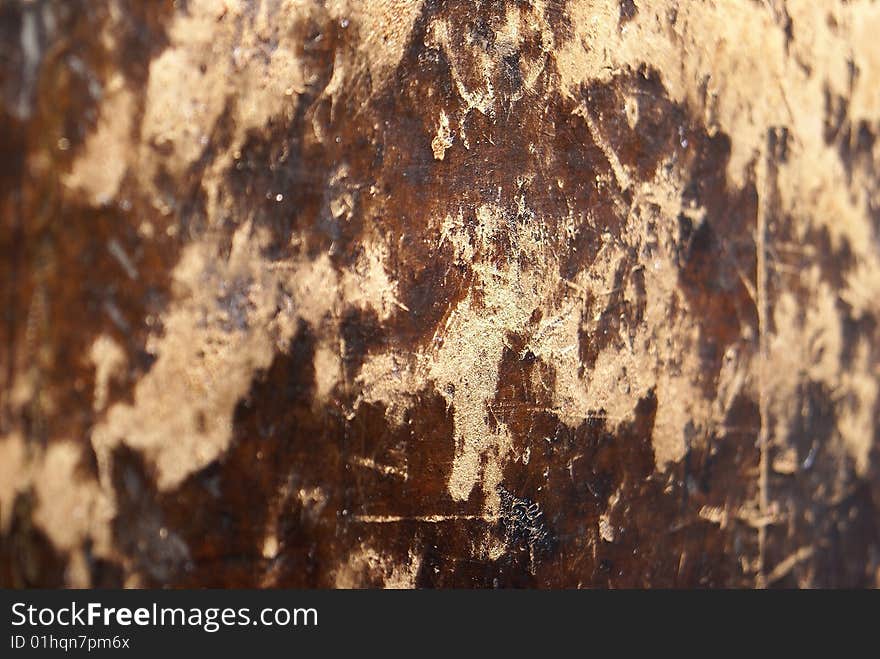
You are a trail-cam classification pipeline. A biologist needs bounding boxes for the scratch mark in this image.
[351,514,495,523]
[574,104,632,192]
[350,456,408,481]
[108,239,139,280]
[765,546,814,586]
[755,141,773,588]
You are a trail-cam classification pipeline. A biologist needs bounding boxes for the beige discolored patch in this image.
[63,77,134,205]
[431,110,453,161]
[334,543,423,589]
[89,335,126,413]
[32,442,105,553]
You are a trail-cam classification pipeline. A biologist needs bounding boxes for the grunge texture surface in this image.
[2,0,880,588]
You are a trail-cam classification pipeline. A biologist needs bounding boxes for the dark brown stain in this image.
[578,249,645,374]
[0,492,67,588]
[619,0,638,26]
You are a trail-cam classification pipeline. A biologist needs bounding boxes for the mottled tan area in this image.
[2,0,879,588]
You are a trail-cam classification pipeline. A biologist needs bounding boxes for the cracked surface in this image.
[2,0,880,588]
